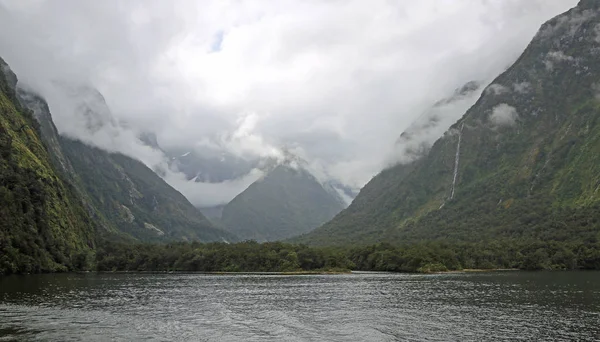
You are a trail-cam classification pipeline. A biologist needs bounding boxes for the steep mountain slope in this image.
[17,83,235,243]
[59,138,236,242]
[221,162,346,241]
[297,0,600,246]
[0,58,95,274]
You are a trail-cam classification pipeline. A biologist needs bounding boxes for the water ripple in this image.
[0,272,599,341]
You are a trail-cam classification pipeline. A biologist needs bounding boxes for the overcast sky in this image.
[0,0,578,206]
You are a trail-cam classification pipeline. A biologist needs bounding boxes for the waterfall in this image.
[450,123,464,200]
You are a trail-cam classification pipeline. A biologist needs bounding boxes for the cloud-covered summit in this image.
[0,0,578,206]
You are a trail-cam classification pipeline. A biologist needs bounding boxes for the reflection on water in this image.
[0,271,599,341]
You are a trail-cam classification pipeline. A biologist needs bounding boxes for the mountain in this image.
[295,0,600,246]
[0,57,95,274]
[17,80,235,243]
[220,157,346,241]
[58,138,236,242]
[392,80,482,164]
[286,81,484,245]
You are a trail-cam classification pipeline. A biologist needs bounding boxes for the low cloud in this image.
[486,84,510,96]
[165,168,265,207]
[490,104,518,126]
[0,0,578,202]
[387,81,484,166]
[513,82,532,94]
[544,50,576,71]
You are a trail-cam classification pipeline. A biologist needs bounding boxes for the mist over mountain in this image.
[388,81,483,165]
[3,0,600,288]
[1,0,590,254]
[295,0,600,246]
[16,74,235,243]
[169,150,258,184]
[0,0,576,209]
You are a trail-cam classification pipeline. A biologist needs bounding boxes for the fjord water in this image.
[0,272,599,341]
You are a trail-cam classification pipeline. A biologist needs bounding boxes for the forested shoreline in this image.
[76,239,600,275]
[94,240,600,274]
[3,237,600,276]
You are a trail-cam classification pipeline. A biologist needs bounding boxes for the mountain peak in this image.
[276,147,308,169]
[220,158,346,241]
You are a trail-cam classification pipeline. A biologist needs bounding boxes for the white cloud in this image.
[486,84,510,96]
[544,50,576,71]
[547,51,575,62]
[164,168,265,207]
[490,104,518,126]
[0,0,578,200]
[387,81,485,166]
[513,82,532,94]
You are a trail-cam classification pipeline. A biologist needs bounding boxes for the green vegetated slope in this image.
[297,0,600,246]
[221,165,345,241]
[15,77,236,244]
[59,138,236,243]
[0,58,95,274]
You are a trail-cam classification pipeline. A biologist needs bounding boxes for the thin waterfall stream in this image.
[450,123,464,200]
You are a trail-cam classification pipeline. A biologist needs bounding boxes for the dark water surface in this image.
[0,271,599,341]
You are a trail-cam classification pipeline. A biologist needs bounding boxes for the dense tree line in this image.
[347,240,600,272]
[94,239,600,274]
[3,237,600,275]
[95,240,354,273]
